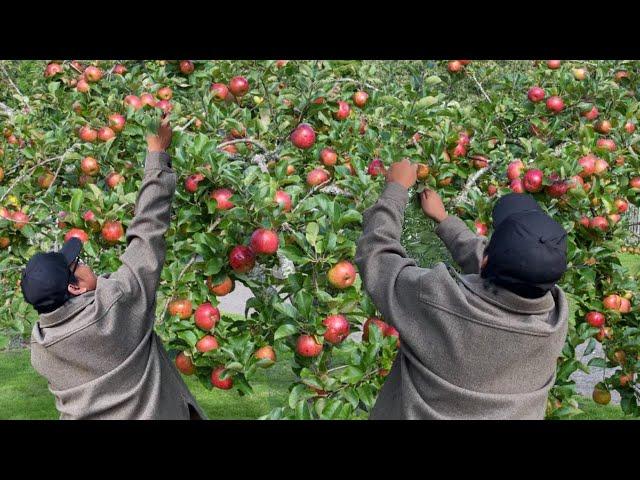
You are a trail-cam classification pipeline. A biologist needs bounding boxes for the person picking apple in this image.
[21,115,207,420]
[355,158,569,420]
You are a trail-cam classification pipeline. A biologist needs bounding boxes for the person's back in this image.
[355,159,569,420]
[23,118,205,420]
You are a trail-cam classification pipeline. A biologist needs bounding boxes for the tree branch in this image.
[468,71,492,103]
[450,165,492,207]
[0,62,30,112]
[0,101,15,119]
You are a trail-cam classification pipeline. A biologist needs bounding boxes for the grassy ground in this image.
[0,347,635,420]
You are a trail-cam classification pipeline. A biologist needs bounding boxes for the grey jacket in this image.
[30,152,206,420]
[355,182,568,420]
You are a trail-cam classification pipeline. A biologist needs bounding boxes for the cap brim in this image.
[58,237,82,264]
[492,193,541,228]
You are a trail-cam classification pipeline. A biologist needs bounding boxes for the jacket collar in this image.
[38,290,95,328]
[453,271,556,315]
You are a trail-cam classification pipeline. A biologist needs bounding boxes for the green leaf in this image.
[305,222,319,247]
[338,210,362,227]
[274,323,298,340]
[338,366,364,384]
[70,189,84,213]
[587,357,607,368]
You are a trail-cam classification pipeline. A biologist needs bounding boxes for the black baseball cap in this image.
[21,238,83,314]
[482,194,567,296]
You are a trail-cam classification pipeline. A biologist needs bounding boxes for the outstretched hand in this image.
[147,114,172,153]
[420,188,448,223]
[385,158,418,190]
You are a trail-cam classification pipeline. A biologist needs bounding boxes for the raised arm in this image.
[110,117,176,309]
[355,160,424,322]
[420,188,488,274]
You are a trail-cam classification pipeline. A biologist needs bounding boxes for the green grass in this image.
[1,347,635,420]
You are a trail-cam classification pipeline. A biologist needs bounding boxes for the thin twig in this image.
[177,117,197,132]
[451,165,493,207]
[45,143,81,195]
[289,179,331,215]
[318,77,380,91]
[0,152,73,203]
[468,71,492,103]
[0,62,30,111]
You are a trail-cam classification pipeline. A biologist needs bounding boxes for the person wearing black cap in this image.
[355,159,569,419]
[22,117,206,420]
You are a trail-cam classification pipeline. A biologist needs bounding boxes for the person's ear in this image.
[68,283,87,296]
[481,255,489,269]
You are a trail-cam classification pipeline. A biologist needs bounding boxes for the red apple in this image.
[105,172,124,189]
[78,126,98,143]
[614,198,628,214]
[306,168,330,187]
[175,352,195,375]
[76,78,90,93]
[625,122,635,134]
[156,100,172,113]
[573,68,586,80]
[140,93,156,107]
[335,101,351,120]
[108,113,126,133]
[101,220,124,244]
[471,155,489,169]
[229,245,256,273]
[546,181,569,198]
[320,148,338,167]
[179,60,194,74]
[603,294,622,311]
[255,345,276,366]
[595,120,612,134]
[211,366,233,389]
[582,106,599,121]
[82,210,95,222]
[64,228,89,243]
[448,60,463,73]
[487,184,498,196]
[630,177,640,189]
[275,60,288,69]
[367,158,385,177]
[546,96,564,113]
[295,335,323,357]
[168,299,192,319]
[327,261,356,289]
[547,60,561,69]
[523,169,544,192]
[84,66,103,82]
[210,83,229,101]
[353,91,369,108]
[11,211,29,230]
[196,334,219,353]
[124,95,142,110]
[596,138,616,152]
[291,123,316,149]
[510,178,524,193]
[194,303,220,331]
[586,311,605,328]
[527,86,545,103]
[579,216,590,228]
[157,86,173,100]
[207,275,235,296]
[44,62,63,77]
[113,64,127,75]
[507,160,524,180]
[452,142,467,158]
[619,298,631,314]
[594,158,610,176]
[97,127,116,142]
[274,190,292,212]
[322,314,350,344]
[38,171,54,189]
[475,221,488,236]
[578,155,597,177]
[210,188,234,210]
[229,76,249,97]
[81,157,99,176]
[184,173,205,193]
[250,228,279,255]
[362,317,389,341]
[589,216,608,231]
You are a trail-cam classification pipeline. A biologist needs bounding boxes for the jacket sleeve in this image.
[355,182,425,323]
[110,151,177,310]
[435,215,488,274]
